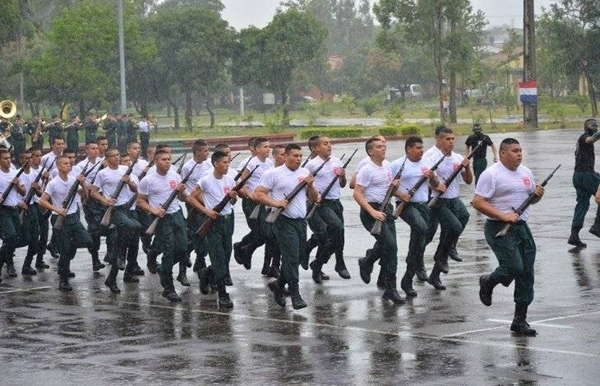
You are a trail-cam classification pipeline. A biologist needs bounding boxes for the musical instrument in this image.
[0,100,16,119]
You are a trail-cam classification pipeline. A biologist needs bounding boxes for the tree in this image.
[374,0,486,123]
[149,2,235,130]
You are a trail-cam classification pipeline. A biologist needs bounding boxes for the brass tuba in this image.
[0,100,17,119]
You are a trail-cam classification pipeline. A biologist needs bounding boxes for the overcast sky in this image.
[221,0,558,30]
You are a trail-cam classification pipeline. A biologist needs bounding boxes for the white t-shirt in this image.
[355,160,393,204]
[41,152,60,172]
[138,169,182,214]
[258,165,310,219]
[20,167,42,205]
[73,158,103,184]
[198,172,236,216]
[132,158,149,179]
[180,158,212,195]
[94,165,139,206]
[0,168,22,206]
[390,156,433,203]
[306,156,344,200]
[354,156,390,174]
[474,162,536,221]
[245,157,273,193]
[44,174,81,215]
[424,146,464,199]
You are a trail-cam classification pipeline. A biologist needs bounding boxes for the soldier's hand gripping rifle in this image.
[124,159,154,209]
[393,150,450,219]
[196,165,259,237]
[99,159,138,227]
[19,159,50,222]
[1,160,29,205]
[427,142,484,208]
[306,148,357,220]
[495,164,561,238]
[53,161,96,230]
[145,161,200,236]
[265,158,330,224]
[370,158,406,235]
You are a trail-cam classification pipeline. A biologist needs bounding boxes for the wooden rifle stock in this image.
[393,151,449,219]
[99,159,139,227]
[145,161,200,236]
[264,158,330,224]
[370,158,406,235]
[427,142,484,208]
[306,148,358,220]
[53,161,95,230]
[495,164,561,238]
[196,165,258,236]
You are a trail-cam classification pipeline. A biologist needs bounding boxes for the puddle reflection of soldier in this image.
[568,118,600,249]
[474,138,543,337]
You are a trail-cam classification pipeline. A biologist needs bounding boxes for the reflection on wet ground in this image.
[1,129,600,385]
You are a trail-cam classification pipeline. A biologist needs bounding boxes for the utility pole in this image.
[118,0,127,113]
[523,0,538,128]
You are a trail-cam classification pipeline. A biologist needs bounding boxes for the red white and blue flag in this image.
[518,81,537,104]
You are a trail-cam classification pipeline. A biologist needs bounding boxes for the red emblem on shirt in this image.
[522,176,531,187]
[298,177,304,184]
[421,167,429,174]
[453,162,460,170]
[224,186,231,194]
[169,180,177,189]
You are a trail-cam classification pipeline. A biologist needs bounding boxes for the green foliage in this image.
[399,124,421,136]
[385,103,404,126]
[340,95,357,115]
[263,109,285,134]
[359,94,386,116]
[299,127,362,139]
[379,126,399,136]
[545,101,567,128]
[565,94,589,113]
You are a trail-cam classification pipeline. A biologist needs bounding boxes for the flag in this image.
[518,81,537,104]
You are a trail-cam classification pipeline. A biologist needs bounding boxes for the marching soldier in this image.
[83,113,99,144]
[46,115,63,148]
[10,115,27,164]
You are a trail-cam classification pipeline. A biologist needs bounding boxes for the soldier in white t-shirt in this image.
[473,138,544,337]
[136,149,188,303]
[254,143,318,310]
[354,137,405,305]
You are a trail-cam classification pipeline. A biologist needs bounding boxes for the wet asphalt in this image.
[1,128,599,385]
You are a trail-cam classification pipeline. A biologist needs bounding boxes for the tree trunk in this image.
[205,93,215,128]
[435,1,446,123]
[185,91,193,132]
[281,91,290,127]
[585,69,598,117]
[448,19,457,124]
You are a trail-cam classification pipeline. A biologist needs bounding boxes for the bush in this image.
[399,124,421,136]
[299,127,363,140]
[379,126,399,136]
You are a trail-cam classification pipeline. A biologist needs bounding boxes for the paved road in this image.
[1,128,599,385]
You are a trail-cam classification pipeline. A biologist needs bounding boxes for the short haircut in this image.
[365,136,383,153]
[254,137,269,148]
[437,126,453,136]
[154,149,170,159]
[285,143,302,154]
[155,144,171,151]
[211,151,228,165]
[272,144,286,155]
[0,148,10,157]
[51,136,65,145]
[213,143,230,152]
[127,141,140,150]
[193,139,208,152]
[307,135,320,151]
[104,148,119,157]
[584,119,597,129]
[434,125,446,136]
[63,148,77,155]
[405,136,423,150]
[96,135,107,142]
[500,138,520,151]
[247,137,257,148]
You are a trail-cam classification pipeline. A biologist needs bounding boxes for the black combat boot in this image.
[510,303,537,336]
[177,263,190,286]
[427,265,446,290]
[35,255,50,269]
[92,254,106,272]
[376,268,386,289]
[267,277,286,308]
[104,265,121,294]
[269,254,281,278]
[217,280,234,308]
[123,264,140,283]
[161,275,181,303]
[400,269,417,297]
[58,276,73,292]
[479,273,499,306]
[433,246,449,274]
[261,253,272,276]
[568,226,587,248]
[382,276,405,305]
[21,254,38,276]
[146,249,158,274]
[197,267,212,295]
[289,283,307,310]
[334,251,351,280]
[309,260,324,284]
[358,249,375,284]
[6,260,17,277]
[192,255,206,273]
[590,218,600,238]
[448,240,462,262]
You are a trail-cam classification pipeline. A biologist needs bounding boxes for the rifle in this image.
[495,164,561,238]
[99,159,139,227]
[370,158,406,235]
[125,159,155,209]
[306,148,358,220]
[175,152,187,174]
[393,151,449,219]
[264,158,330,224]
[234,156,254,182]
[19,159,49,222]
[145,161,200,236]
[339,153,346,162]
[53,161,93,230]
[427,142,484,208]
[196,165,258,236]
[1,160,29,204]
[230,152,240,162]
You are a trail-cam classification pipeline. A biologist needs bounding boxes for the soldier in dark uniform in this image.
[9,115,27,165]
[27,115,44,150]
[46,115,63,148]
[104,114,118,149]
[117,114,128,155]
[464,123,498,185]
[83,113,99,144]
[65,115,81,155]
[126,114,138,146]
